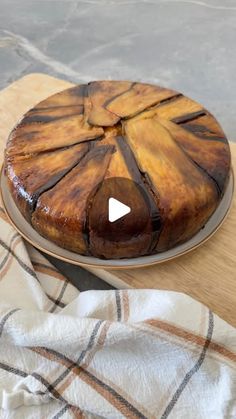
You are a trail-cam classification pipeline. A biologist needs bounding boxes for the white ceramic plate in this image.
[1,170,234,269]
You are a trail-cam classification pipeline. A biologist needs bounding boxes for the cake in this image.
[4,81,231,259]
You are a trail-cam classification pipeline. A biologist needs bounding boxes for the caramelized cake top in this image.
[5,81,231,259]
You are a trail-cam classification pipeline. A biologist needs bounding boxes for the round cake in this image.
[4,80,231,259]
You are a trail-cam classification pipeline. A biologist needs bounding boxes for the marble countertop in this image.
[1,0,235,290]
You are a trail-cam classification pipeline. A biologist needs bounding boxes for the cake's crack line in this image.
[118,127,163,252]
[6,143,85,162]
[121,93,183,121]
[85,81,136,126]
[103,82,137,109]
[172,110,207,124]
[151,92,183,108]
[18,107,84,128]
[26,84,86,113]
[138,170,164,252]
[28,104,84,112]
[185,157,222,196]
[9,134,105,160]
[84,181,102,254]
[19,109,84,125]
[177,122,227,143]
[30,142,94,215]
[83,145,116,255]
[164,125,222,196]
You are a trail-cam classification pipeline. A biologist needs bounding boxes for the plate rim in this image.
[0,166,234,270]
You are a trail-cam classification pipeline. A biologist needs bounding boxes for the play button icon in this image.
[88,177,161,259]
[108,197,131,223]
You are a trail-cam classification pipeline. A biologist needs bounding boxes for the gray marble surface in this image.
[1,0,235,290]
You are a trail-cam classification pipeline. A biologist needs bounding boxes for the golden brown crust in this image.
[6,114,104,157]
[106,82,178,118]
[22,105,84,124]
[32,145,114,254]
[86,80,132,126]
[5,80,231,259]
[124,117,219,251]
[5,143,89,221]
[34,84,86,109]
[88,129,160,258]
[157,116,230,194]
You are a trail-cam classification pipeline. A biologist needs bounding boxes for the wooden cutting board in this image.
[0,74,235,326]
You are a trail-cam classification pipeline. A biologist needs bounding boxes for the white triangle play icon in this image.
[108,197,131,223]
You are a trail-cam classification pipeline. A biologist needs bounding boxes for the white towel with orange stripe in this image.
[0,199,235,419]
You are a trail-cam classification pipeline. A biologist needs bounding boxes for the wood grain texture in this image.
[0,74,235,326]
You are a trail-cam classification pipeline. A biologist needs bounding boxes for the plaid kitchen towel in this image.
[0,198,235,419]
